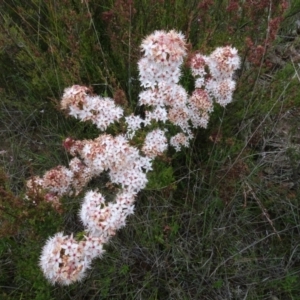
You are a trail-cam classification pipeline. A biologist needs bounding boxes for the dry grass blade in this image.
[244,181,281,240]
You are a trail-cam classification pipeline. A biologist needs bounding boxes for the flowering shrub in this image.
[26,30,240,285]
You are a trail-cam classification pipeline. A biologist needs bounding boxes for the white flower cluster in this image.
[27,133,152,205]
[170,133,190,152]
[187,89,213,129]
[61,85,123,131]
[80,190,135,238]
[40,232,104,285]
[40,191,136,285]
[138,30,186,88]
[69,134,152,192]
[26,30,240,285]
[36,133,152,284]
[125,114,143,135]
[191,47,240,107]
[31,130,157,284]
[137,31,240,151]
[142,129,168,158]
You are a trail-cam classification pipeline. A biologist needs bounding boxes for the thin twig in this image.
[210,232,277,277]
[244,181,281,240]
[210,224,296,278]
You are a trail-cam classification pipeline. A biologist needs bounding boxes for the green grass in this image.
[1,0,300,299]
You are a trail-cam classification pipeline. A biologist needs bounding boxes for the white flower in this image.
[39,233,90,285]
[206,78,236,107]
[207,46,240,79]
[170,133,191,151]
[125,114,144,137]
[142,129,168,158]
